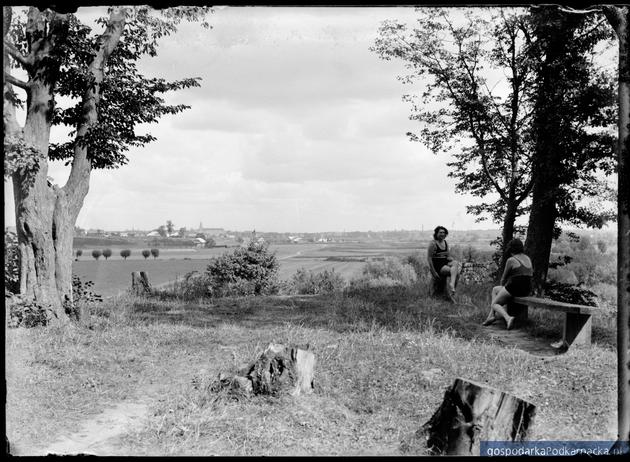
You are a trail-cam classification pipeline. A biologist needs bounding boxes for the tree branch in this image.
[64,6,127,212]
[4,40,31,68]
[4,71,29,90]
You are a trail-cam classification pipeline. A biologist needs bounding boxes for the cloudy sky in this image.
[5,6,530,233]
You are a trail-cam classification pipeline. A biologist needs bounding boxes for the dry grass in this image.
[5,283,618,456]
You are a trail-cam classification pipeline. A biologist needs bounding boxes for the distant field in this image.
[72,242,430,297]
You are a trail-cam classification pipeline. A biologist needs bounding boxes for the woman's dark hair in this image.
[433,226,448,240]
[506,238,524,256]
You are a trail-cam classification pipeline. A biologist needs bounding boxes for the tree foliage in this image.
[120,249,131,260]
[141,249,150,259]
[91,249,102,260]
[372,8,536,226]
[205,241,279,296]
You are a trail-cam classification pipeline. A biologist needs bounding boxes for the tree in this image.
[141,249,150,260]
[523,6,616,295]
[157,225,167,238]
[120,249,131,260]
[178,227,186,238]
[91,249,102,261]
[540,5,629,444]
[75,249,82,260]
[372,8,537,274]
[3,6,211,323]
[150,248,160,259]
[102,248,112,260]
[597,239,608,254]
[205,237,216,248]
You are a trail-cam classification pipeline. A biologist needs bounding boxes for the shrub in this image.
[5,231,20,294]
[75,249,83,260]
[64,275,103,320]
[102,248,112,260]
[92,249,102,260]
[120,249,131,260]
[543,281,598,307]
[8,298,53,328]
[150,248,160,259]
[289,267,346,294]
[350,257,417,289]
[205,240,279,296]
[142,249,151,259]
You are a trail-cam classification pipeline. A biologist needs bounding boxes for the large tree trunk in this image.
[524,9,569,296]
[6,8,71,323]
[4,7,126,324]
[603,5,630,447]
[524,187,557,296]
[498,195,518,279]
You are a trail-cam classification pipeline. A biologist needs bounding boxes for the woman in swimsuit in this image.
[427,226,460,298]
[482,238,533,330]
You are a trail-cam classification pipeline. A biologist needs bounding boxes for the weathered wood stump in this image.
[212,343,315,398]
[419,378,536,456]
[131,271,151,295]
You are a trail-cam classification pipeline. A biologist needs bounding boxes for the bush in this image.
[8,298,53,328]
[91,249,102,260]
[150,248,160,259]
[5,231,20,294]
[350,257,417,289]
[120,249,131,260]
[102,248,112,260]
[543,281,598,307]
[289,267,346,294]
[142,249,151,259]
[205,240,279,296]
[64,275,103,320]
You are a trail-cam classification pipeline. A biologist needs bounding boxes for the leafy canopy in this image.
[7,6,211,170]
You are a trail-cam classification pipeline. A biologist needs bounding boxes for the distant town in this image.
[4,222,617,250]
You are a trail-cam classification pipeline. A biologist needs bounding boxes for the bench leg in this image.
[563,313,592,347]
[507,302,528,323]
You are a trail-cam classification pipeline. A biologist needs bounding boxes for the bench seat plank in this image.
[513,296,597,316]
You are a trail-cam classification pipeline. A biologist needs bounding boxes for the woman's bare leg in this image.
[483,286,503,325]
[490,287,515,329]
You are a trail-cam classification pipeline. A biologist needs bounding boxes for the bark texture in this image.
[4,7,126,323]
[212,343,316,398]
[419,378,536,456]
[523,13,568,296]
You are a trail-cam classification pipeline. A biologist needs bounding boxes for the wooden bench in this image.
[509,296,599,348]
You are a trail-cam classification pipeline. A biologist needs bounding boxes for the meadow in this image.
[6,281,617,456]
[6,239,620,456]
[72,242,424,297]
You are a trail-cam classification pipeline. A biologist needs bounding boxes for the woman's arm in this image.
[427,242,439,278]
[500,258,513,286]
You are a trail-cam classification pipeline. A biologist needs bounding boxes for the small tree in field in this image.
[92,249,102,261]
[75,249,83,260]
[120,249,131,260]
[102,248,112,260]
[141,249,150,260]
[150,248,160,259]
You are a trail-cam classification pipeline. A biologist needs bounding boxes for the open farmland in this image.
[72,242,427,297]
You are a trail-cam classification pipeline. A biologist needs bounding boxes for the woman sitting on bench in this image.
[427,225,460,299]
[483,238,533,330]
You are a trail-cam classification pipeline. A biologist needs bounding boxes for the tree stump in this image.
[131,271,151,295]
[419,378,536,456]
[248,343,315,396]
[212,343,315,398]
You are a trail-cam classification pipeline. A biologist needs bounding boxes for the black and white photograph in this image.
[4,2,629,456]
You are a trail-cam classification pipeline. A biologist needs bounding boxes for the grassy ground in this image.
[5,282,618,456]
